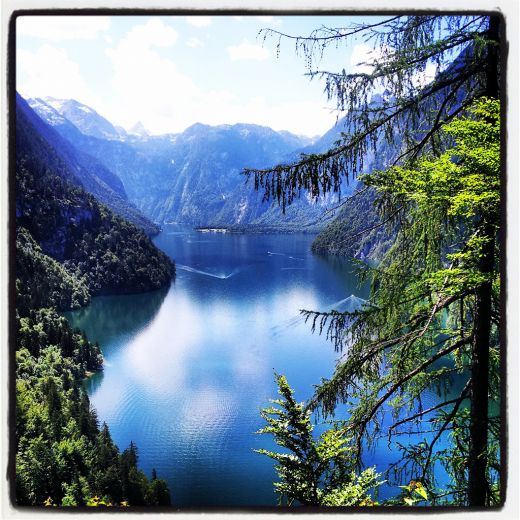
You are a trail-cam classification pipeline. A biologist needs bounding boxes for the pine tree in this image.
[248,15,502,506]
[255,374,381,506]
[247,16,501,208]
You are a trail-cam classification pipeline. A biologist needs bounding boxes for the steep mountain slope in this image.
[309,129,398,260]
[138,122,314,226]
[311,185,394,261]
[24,96,158,234]
[31,95,402,235]
[16,94,173,298]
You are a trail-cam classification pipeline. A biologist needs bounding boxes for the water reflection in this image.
[64,285,169,349]
[67,227,370,506]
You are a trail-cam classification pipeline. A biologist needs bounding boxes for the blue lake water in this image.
[65,226,453,507]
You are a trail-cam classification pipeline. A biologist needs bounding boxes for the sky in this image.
[16,14,389,137]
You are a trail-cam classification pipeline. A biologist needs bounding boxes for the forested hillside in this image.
[18,95,159,235]
[14,92,174,506]
[311,185,394,261]
[16,306,171,506]
[16,94,174,297]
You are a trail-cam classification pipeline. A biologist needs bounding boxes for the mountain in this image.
[43,96,124,140]
[16,93,173,298]
[311,184,394,261]
[25,96,158,234]
[29,97,353,229]
[128,121,149,137]
[134,121,318,226]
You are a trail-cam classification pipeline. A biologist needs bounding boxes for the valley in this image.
[27,95,366,234]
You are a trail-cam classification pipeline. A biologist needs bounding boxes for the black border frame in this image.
[6,8,509,514]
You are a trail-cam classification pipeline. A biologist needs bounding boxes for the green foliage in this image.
[383,480,429,506]
[15,245,172,508]
[15,341,171,507]
[16,107,174,298]
[15,97,173,507]
[60,208,174,296]
[14,255,172,507]
[16,228,90,314]
[304,98,501,504]
[311,185,394,261]
[16,307,103,371]
[16,158,174,296]
[256,374,382,506]
[146,474,172,506]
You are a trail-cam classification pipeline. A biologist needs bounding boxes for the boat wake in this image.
[176,264,241,280]
[270,294,369,338]
[267,251,304,261]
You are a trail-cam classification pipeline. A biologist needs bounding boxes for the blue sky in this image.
[17,14,389,136]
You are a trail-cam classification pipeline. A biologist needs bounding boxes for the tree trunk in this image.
[467,15,500,507]
[468,224,495,505]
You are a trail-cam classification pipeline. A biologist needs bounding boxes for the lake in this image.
[65,225,449,507]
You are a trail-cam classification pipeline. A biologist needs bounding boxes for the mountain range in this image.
[27,95,362,231]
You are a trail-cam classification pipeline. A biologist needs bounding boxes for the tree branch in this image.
[421,379,471,480]
[350,335,473,461]
[389,386,470,432]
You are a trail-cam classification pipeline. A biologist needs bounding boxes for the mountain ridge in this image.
[26,95,349,230]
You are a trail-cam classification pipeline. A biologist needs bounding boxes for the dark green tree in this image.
[256,374,381,506]
[306,98,500,503]
[248,15,502,506]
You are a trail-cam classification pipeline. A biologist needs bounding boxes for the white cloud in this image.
[190,95,337,137]
[412,61,438,88]
[116,18,178,50]
[186,37,204,48]
[17,44,98,106]
[105,27,333,136]
[104,20,191,132]
[227,39,269,61]
[97,18,180,123]
[17,15,110,41]
[18,19,333,137]
[185,16,212,28]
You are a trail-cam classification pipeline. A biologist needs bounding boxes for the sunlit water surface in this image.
[66,226,453,507]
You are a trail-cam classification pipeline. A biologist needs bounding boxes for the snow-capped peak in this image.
[128,121,149,137]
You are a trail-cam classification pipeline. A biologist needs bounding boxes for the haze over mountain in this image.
[21,95,159,234]
[26,95,363,230]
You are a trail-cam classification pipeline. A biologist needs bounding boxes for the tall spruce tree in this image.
[248,15,502,506]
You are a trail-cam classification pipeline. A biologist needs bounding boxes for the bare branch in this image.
[421,380,472,479]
